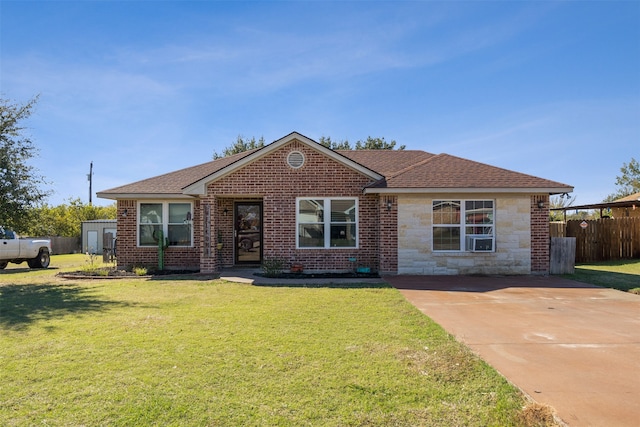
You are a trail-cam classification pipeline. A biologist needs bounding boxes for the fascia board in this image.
[364,187,574,195]
[97,193,196,200]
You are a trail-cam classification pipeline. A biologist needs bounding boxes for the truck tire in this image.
[28,249,50,269]
[0,262,7,269]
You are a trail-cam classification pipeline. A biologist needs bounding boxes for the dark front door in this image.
[235,202,262,264]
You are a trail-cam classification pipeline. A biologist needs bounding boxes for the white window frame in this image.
[138,201,194,247]
[296,197,358,249]
[432,199,495,252]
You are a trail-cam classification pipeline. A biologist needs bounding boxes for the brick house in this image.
[97,132,573,275]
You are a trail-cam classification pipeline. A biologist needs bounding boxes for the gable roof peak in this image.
[181,131,384,195]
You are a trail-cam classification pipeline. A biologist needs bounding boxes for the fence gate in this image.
[550,237,576,274]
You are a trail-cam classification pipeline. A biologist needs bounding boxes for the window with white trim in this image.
[432,200,494,252]
[297,198,357,248]
[139,202,193,247]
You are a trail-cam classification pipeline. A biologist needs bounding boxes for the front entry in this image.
[235,202,262,264]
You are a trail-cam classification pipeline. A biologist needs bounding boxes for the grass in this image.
[1,255,538,426]
[564,259,640,294]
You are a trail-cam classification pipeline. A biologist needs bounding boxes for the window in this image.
[433,200,494,252]
[139,202,193,247]
[297,198,357,248]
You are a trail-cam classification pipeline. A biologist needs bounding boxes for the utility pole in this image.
[88,161,93,206]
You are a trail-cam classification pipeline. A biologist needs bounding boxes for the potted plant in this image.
[290,262,304,273]
[217,230,224,250]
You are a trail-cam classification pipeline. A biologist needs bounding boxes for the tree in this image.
[318,136,352,150]
[603,158,640,202]
[355,136,405,150]
[549,194,576,222]
[213,136,265,159]
[0,96,49,231]
[25,198,116,237]
[213,134,406,159]
[319,135,406,151]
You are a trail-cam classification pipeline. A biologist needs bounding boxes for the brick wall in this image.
[115,199,201,271]
[530,194,550,274]
[201,140,381,273]
[379,195,398,273]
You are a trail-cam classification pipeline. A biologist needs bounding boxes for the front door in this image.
[235,202,262,264]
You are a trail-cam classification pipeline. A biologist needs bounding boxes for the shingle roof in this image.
[370,153,571,190]
[97,149,256,197]
[97,136,572,199]
[614,192,640,202]
[337,150,436,177]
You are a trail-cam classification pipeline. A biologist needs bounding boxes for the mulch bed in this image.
[255,272,380,279]
[57,268,200,279]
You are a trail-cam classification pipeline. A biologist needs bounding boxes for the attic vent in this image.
[287,151,305,169]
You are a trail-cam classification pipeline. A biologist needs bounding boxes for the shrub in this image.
[133,266,148,276]
[261,256,285,277]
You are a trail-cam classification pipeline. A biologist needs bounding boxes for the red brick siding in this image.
[202,140,381,273]
[116,199,201,271]
[379,196,398,273]
[531,195,550,273]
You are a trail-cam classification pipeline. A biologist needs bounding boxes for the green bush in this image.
[261,256,286,277]
[133,266,148,276]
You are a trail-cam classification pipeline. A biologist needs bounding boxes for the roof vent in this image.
[287,151,305,169]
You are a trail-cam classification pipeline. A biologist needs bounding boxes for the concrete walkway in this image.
[385,275,640,427]
[218,268,387,286]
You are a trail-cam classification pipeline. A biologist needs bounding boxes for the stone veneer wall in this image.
[397,194,532,275]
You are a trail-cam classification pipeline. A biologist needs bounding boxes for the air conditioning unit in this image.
[466,236,493,252]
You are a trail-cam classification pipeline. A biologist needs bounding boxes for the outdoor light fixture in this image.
[537,200,545,209]
[223,208,229,216]
[122,208,128,217]
[386,199,393,211]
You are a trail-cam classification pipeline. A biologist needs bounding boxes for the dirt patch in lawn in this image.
[517,402,563,427]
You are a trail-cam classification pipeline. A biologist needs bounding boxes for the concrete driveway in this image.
[385,275,640,427]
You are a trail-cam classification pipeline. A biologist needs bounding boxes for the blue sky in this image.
[1,1,638,207]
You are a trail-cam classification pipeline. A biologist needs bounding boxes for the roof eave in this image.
[364,187,574,195]
[97,192,197,200]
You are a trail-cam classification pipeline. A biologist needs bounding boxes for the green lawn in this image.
[564,259,640,293]
[1,255,534,426]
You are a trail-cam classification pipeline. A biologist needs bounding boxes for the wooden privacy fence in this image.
[49,236,82,254]
[549,222,565,238]
[555,218,640,262]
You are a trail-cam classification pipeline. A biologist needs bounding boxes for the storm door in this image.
[234,202,262,264]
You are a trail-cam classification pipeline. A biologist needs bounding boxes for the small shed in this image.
[81,220,117,254]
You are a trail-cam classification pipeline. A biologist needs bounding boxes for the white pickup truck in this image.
[0,226,52,269]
